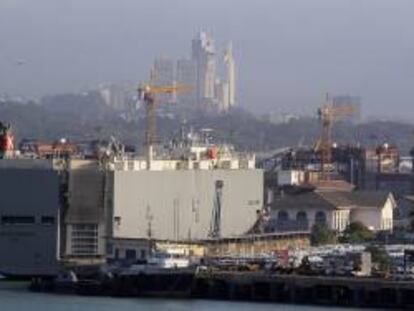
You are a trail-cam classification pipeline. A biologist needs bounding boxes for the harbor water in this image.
[0,282,381,311]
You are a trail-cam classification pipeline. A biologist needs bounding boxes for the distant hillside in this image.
[186,109,414,154]
[1,98,414,154]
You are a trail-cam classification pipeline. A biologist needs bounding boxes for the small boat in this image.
[121,249,193,275]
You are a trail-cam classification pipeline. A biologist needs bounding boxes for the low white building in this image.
[277,170,305,186]
[268,189,396,233]
[106,238,152,263]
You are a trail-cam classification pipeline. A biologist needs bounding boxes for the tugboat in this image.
[121,249,192,275]
[30,249,197,297]
[111,249,196,297]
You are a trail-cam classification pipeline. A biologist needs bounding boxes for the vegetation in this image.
[1,96,414,153]
[340,221,375,243]
[310,223,337,246]
[366,245,392,273]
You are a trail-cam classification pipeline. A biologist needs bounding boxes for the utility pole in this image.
[146,204,154,255]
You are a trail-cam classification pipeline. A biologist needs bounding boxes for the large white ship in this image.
[0,124,263,277]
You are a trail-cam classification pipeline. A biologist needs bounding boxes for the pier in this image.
[31,271,414,309]
[192,272,414,309]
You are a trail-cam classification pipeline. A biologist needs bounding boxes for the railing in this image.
[265,219,310,233]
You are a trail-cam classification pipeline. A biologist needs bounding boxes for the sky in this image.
[0,0,413,120]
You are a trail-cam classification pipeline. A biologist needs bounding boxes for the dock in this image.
[193,272,414,309]
[31,271,414,309]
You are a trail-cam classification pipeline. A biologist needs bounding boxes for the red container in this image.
[207,147,217,159]
[0,133,14,152]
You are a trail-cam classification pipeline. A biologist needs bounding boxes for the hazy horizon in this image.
[0,0,413,120]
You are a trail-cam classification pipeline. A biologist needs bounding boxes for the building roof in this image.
[271,190,392,211]
[308,180,355,192]
[343,191,391,208]
[405,195,414,203]
[317,191,355,208]
[272,191,333,211]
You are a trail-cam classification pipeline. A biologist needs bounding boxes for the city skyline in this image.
[0,0,413,120]
[151,31,236,112]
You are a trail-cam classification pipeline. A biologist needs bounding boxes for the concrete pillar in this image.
[352,288,362,307]
[289,286,296,303]
[228,282,236,300]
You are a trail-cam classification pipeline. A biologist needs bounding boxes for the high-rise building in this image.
[151,56,175,104]
[215,79,229,112]
[191,32,216,106]
[151,56,175,87]
[148,32,236,113]
[176,58,196,108]
[99,84,128,111]
[223,42,236,108]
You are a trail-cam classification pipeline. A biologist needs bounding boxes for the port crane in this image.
[137,82,192,169]
[316,94,355,180]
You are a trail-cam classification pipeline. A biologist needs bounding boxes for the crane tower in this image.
[137,83,192,169]
[316,94,355,180]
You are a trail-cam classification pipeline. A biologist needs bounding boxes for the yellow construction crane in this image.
[315,94,355,180]
[137,83,192,168]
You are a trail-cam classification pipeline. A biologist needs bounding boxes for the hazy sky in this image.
[0,0,413,119]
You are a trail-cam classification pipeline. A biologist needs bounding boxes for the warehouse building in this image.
[268,187,395,233]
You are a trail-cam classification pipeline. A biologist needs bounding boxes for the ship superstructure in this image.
[0,125,262,276]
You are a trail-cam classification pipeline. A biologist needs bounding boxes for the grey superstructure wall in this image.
[64,160,106,258]
[66,161,105,224]
[110,169,263,240]
[0,169,60,276]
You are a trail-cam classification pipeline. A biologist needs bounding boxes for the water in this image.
[0,282,381,311]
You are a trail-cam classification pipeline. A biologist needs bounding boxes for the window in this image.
[72,224,97,231]
[125,249,136,260]
[296,211,309,230]
[41,216,55,225]
[277,210,289,221]
[315,211,327,225]
[140,249,146,259]
[114,217,121,228]
[70,224,99,256]
[106,243,114,255]
[1,216,35,225]
[296,211,308,222]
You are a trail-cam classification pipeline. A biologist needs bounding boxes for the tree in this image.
[341,221,374,243]
[366,245,391,273]
[310,223,337,246]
